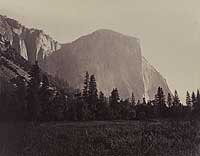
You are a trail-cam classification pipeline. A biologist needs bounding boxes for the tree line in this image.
[1,62,200,122]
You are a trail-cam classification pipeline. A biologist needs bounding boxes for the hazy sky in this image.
[1,0,200,101]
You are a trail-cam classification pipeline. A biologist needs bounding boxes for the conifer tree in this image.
[154,87,166,117]
[167,93,172,108]
[186,91,192,108]
[191,92,196,109]
[129,93,136,119]
[173,90,180,107]
[171,90,182,118]
[26,61,41,121]
[88,74,98,120]
[193,90,200,115]
[109,88,120,119]
[82,71,89,102]
[196,90,200,111]
[131,92,136,106]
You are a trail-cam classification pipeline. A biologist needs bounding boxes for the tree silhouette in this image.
[131,92,136,106]
[186,91,192,108]
[167,93,172,108]
[88,74,98,120]
[196,90,200,113]
[191,92,196,109]
[154,87,166,117]
[82,71,89,102]
[109,88,120,119]
[26,61,41,121]
[173,90,180,107]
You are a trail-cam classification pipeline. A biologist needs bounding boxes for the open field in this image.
[1,120,200,156]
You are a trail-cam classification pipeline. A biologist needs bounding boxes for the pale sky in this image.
[1,0,200,102]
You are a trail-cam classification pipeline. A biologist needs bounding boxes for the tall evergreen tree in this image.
[26,61,41,121]
[173,90,180,107]
[191,92,196,109]
[167,93,172,108]
[82,71,89,102]
[196,90,200,111]
[197,90,200,101]
[193,90,200,116]
[131,92,136,106]
[109,88,120,119]
[171,90,182,118]
[88,74,98,120]
[154,87,166,117]
[186,91,192,108]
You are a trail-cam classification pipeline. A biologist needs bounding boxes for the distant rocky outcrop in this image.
[0,15,61,65]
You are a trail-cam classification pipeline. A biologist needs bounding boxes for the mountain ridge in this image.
[0,15,171,100]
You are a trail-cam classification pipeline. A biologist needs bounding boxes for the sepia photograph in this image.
[0,0,200,155]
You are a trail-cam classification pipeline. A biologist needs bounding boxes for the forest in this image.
[0,60,200,122]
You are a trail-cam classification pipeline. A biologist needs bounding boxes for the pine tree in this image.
[167,93,172,108]
[88,74,98,120]
[193,90,200,116]
[154,87,166,117]
[109,88,120,119]
[191,92,196,109]
[110,88,120,107]
[129,93,136,119]
[173,90,180,107]
[82,71,89,102]
[26,61,41,121]
[186,91,192,108]
[196,90,200,111]
[131,92,136,106]
[171,90,182,118]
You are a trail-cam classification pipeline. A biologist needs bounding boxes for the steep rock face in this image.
[0,15,61,64]
[46,29,144,99]
[142,57,171,99]
[46,29,171,100]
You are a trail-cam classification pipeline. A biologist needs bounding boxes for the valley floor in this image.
[0,120,200,156]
